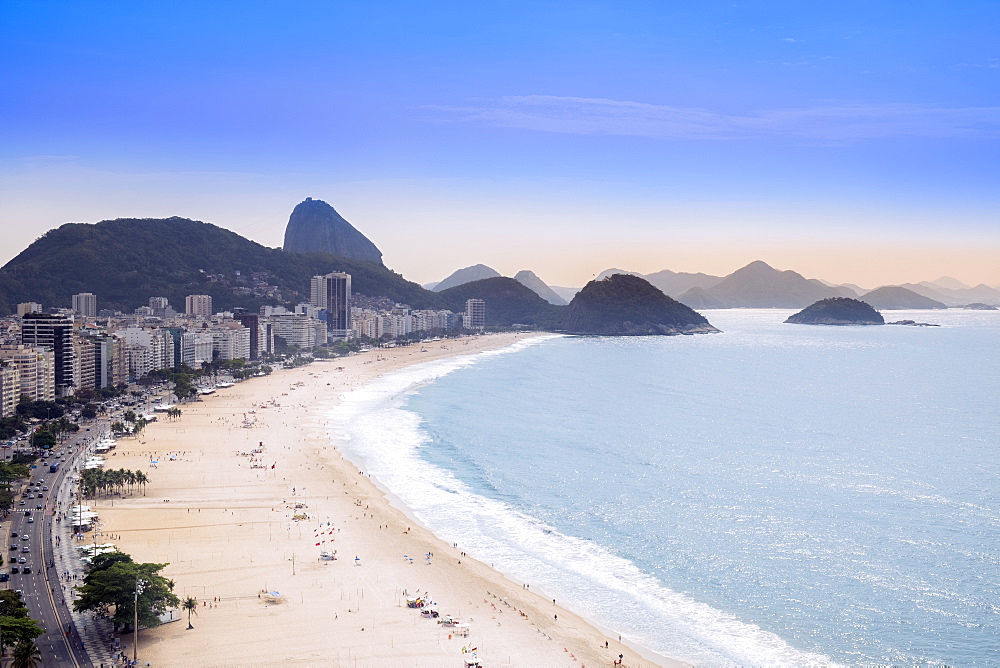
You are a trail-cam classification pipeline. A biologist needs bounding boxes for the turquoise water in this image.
[331,310,1000,666]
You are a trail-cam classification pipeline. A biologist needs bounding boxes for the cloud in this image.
[428,96,1000,142]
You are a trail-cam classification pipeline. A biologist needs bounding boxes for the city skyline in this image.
[2,2,997,289]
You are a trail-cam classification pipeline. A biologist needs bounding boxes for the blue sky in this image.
[1,1,997,287]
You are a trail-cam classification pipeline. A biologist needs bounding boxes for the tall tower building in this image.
[20,313,77,396]
[463,299,486,330]
[72,292,97,317]
[310,272,351,340]
[185,294,213,317]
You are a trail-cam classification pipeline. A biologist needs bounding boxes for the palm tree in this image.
[11,640,42,668]
[182,596,198,629]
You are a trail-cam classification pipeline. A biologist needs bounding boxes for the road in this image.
[6,427,95,667]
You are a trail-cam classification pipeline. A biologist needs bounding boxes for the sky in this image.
[1,1,998,289]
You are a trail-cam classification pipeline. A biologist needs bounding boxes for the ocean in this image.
[329,309,1000,666]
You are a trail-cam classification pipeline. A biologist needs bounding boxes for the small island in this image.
[785,297,884,325]
[561,273,720,335]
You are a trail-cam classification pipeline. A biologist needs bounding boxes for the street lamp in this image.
[133,578,146,664]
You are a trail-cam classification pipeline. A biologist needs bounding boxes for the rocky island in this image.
[785,297,885,325]
[561,273,719,335]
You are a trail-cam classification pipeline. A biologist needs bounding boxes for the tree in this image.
[182,596,198,629]
[11,640,42,668]
[0,617,45,656]
[110,421,126,437]
[73,561,179,632]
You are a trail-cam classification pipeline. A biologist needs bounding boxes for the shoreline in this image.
[89,333,683,667]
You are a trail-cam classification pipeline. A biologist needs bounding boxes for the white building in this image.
[72,293,98,318]
[268,313,321,351]
[463,299,486,330]
[185,294,213,317]
[0,345,56,401]
[180,331,215,367]
[211,325,251,362]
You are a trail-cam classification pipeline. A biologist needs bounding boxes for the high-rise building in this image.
[20,313,77,396]
[0,361,19,418]
[310,272,351,340]
[89,335,120,389]
[73,333,97,391]
[463,299,486,330]
[0,345,56,401]
[185,294,213,317]
[233,311,261,360]
[16,303,42,317]
[72,292,98,318]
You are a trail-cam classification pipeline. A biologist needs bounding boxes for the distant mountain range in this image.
[431,265,568,305]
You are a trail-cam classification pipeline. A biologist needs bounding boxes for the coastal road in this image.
[8,428,94,667]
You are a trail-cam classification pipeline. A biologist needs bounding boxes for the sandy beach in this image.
[89,333,679,667]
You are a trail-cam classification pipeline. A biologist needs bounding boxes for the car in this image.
[26,494,33,499]
[9,544,16,551]
[21,547,29,553]
[18,557,26,564]
[38,479,44,483]
[10,567,19,574]
[36,505,42,510]
[24,510,31,516]
[21,535,29,541]
[10,531,17,537]
[22,567,31,574]
[26,518,34,523]
[18,500,24,506]
[42,486,48,491]
[0,573,8,582]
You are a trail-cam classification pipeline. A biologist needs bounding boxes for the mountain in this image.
[550,286,581,302]
[785,298,884,325]
[282,198,384,264]
[861,286,947,310]
[513,270,568,305]
[643,269,723,298]
[561,274,718,336]
[0,217,442,314]
[596,268,643,281]
[437,277,562,328]
[422,281,441,291]
[706,260,844,308]
[676,286,727,310]
[926,276,970,291]
[432,264,501,292]
[903,282,1000,307]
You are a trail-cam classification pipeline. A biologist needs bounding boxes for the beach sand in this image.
[92,333,679,667]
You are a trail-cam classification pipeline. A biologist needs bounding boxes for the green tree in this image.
[0,617,45,656]
[73,561,179,632]
[182,596,198,629]
[110,421,126,437]
[11,640,42,668]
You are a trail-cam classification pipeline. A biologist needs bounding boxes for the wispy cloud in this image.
[427,96,1000,142]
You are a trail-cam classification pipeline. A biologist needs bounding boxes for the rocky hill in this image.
[561,274,718,336]
[785,298,884,325]
[0,217,440,314]
[282,198,384,264]
[433,264,501,292]
[438,277,562,328]
[513,270,568,305]
[861,286,947,310]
